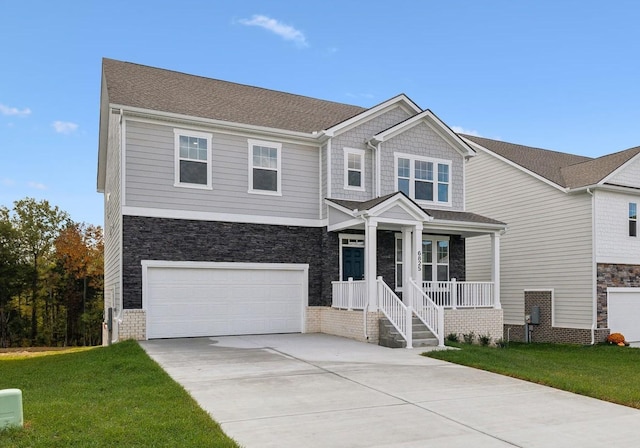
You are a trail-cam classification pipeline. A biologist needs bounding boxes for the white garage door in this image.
[608,288,640,342]
[144,262,307,339]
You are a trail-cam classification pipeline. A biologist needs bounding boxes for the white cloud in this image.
[0,103,31,116]
[239,15,308,47]
[451,126,481,137]
[28,181,47,190]
[52,121,79,134]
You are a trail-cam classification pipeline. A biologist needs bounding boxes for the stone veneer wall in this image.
[307,306,380,344]
[122,216,328,309]
[597,263,640,328]
[444,308,503,342]
[118,309,146,340]
[505,291,609,344]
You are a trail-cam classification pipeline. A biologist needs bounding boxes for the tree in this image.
[54,223,104,345]
[0,207,27,347]
[11,198,69,343]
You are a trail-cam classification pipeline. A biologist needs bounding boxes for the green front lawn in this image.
[0,341,239,447]
[424,342,640,409]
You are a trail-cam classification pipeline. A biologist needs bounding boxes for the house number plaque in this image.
[417,250,422,271]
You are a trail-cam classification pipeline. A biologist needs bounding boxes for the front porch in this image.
[325,192,506,348]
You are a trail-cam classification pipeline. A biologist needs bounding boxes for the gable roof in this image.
[463,134,640,189]
[102,58,366,133]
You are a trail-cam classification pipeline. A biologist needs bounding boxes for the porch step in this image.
[378,316,438,349]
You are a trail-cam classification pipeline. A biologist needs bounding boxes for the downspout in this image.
[358,213,370,340]
[366,139,381,197]
[587,187,596,345]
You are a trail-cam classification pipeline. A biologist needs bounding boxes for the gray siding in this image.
[125,120,320,220]
[321,143,327,219]
[330,106,411,200]
[104,111,122,313]
[380,122,465,211]
[466,149,594,328]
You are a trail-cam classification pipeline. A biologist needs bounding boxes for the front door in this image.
[342,247,365,280]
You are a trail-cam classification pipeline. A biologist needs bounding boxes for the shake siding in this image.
[125,120,320,220]
[380,123,465,211]
[466,151,594,328]
[594,190,640,264]
[608,156,640,187]
[330,107,411,200]
[104,112,122,311]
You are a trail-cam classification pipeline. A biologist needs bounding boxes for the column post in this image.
[412,223,424,288]
[491,232,501,309]
[402,227,412,304]
[365,218,378,311]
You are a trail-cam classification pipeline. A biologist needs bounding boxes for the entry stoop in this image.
[378,316,438,348]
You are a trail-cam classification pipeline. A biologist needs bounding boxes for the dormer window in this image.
[395,153,451,205]
[344,148,365,191]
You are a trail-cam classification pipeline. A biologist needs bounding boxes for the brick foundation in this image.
[505,291,609,344]
[306,307,380,343]
[444,308,503,343]
[118,309,146,340]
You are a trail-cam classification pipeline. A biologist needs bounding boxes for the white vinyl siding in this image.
[466,150,594,328]
[594,190,640,264]
[607,155,640,188]
[124,120,320,220]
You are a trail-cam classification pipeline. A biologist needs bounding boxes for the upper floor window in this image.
[630,203,637,237]
[395,153,451,205]
[174,129,212,189]
[344,148,365,191]
[248,139,282,195]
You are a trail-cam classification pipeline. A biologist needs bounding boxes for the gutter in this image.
[366,138,382,197]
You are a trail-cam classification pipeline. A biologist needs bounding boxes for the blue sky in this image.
[1,1,639,226]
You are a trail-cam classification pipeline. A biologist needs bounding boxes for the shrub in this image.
[495,338,507,348]
[607,333,626,345]
[462,331,475,344]
[446,333,459,343]
[478,334,492,346]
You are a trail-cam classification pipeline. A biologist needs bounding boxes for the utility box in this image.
[530,305,541,325]
[0,388,24,429]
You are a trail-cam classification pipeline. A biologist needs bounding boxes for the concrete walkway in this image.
[141,334,640,447]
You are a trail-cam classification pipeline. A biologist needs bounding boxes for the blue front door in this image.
[342,247,365,280]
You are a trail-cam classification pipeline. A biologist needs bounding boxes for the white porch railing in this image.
[331,278,367,310]
[422,280,494,309]
[408,279,444,347]
[378,277,412,348]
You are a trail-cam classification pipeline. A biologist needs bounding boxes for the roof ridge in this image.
[461,134,593,161]
[102,58,366,111]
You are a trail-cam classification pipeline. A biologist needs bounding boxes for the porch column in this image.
[491,232,501,309]
[402,227,412,303]
[365,218,378,311]
[411,223,424,286]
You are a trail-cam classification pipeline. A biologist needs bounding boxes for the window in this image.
[630,203,637,237]
[344,148,365,190]
[395,153,451,205]
[248,139,282,195]
[174,129,212,189]
[395,235,449,290]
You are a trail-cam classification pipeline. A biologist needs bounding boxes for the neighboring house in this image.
[97,59,506,347]
[464,135,640,344]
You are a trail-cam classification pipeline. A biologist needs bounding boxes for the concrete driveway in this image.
[141,334,640,447]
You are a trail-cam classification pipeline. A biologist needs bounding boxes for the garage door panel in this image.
[608,289,640,342]
[146,265,304,339]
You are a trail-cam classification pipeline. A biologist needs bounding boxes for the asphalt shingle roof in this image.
[102,58,366,133]
[463,134,640,189]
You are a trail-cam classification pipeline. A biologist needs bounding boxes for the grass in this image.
[0,341,239,447]
[424,342,640,409]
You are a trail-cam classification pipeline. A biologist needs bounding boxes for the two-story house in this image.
[464,135,640,344]
[97,59,506,347]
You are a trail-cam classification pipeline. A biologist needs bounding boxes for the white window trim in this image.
[174,129,213,190]
[248,139,282,196]
[395,234,450,289]
[339,233,365,281]
[630,202,637,237]
[343,147,365,191]
[394,152,452,206]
